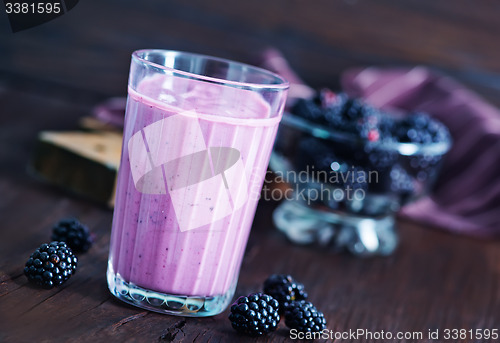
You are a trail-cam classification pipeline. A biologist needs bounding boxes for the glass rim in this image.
[132,49,290,91]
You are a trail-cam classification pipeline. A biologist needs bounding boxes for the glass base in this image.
[273,199,398,256]
[107,264,236,317]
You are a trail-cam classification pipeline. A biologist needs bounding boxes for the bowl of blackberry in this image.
[270,89,451,256]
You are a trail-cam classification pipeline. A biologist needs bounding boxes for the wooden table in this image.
[0,78,499,343]
[1,1,500,342]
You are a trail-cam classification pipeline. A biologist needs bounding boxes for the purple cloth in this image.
[341,67,500,238]
[92,97,126,128]
[257,48,315,108]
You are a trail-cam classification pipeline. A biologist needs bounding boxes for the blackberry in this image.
[263,274,308,313]
[284,300,327,333]
[394,112,450,144]
[331,94,382,140]
[292,91,383,142]
[292,97,324,123]
[367,148,398,170]
[24,241,78,289]
[390,164,415,194]
[342,97,367,120]
[378,116,398,144]
[296,137,339,173]
[319,88,337,108]
[51,218,92,252]
[228,293,280,337]
[339,165,369,191]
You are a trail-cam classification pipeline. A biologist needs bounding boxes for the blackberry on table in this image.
[228,293,280,337]
[263,274,308,313]
[24,241,78,289]
[51,218,92,252]
[284,300,327,333]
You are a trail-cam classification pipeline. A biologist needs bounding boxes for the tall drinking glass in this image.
[107,50,288,316]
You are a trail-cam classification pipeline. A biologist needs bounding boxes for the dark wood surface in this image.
[2,0,500,105]
[1,1,500,342]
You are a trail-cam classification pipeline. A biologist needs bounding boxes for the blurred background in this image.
[2,0,500,104]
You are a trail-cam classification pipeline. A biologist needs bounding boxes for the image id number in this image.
[5,2,61,14]
[443,328,498,340]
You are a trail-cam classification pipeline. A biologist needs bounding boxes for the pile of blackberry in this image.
[291,90,450,145]
[291,90,450,199]
[293,90,382,142]
[394,112,450,144]
[24,217,92,289]
[296,138,369,194]
[229,274,326,336]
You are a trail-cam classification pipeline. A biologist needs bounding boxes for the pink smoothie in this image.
[109,74,281,296]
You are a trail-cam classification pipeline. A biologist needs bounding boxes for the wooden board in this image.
[30,130,122,207]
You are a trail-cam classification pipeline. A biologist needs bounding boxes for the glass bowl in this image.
[269,109,451,256]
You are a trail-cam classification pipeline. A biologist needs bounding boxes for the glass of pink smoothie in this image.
[107,50,288,316]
